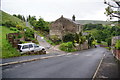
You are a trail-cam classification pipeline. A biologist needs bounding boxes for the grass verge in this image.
[1,26,20,58]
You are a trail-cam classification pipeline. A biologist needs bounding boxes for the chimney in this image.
[61,15,63,18]
[72,15,75,21]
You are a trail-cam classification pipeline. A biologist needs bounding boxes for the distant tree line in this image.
[83,23,104,30]
[13,14,26,22]
[83,23,120,46]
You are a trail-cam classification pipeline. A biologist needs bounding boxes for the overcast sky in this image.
[1,0,114,21]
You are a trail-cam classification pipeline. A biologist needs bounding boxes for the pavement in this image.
[2,47,107,78]
[95,50,120,79]
[2,48,66,64]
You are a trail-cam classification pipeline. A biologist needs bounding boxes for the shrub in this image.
[63,33,75,42]
[4,21,17,27]
[115,40,120,50]
[59,42,76,52]
[16,25,24,30]
[10,27,18,31]
[24,27,34,40]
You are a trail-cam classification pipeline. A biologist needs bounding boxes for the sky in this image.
[1,0,117,21]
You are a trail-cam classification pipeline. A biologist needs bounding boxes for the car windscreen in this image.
[18,45,21,50]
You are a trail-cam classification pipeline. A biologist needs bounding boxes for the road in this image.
[2,47,107,78]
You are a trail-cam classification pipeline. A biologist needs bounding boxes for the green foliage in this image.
[46,39,55,45]
[104,0,120,20]
[59,42,76,52]
[115,40,120,50]
[24,27,34,40]
[16,25,24,30]
[84,24,120,44]
[10,27,18,31]
[106,38,111,47]
[27,16,50,32]
[83,23,103,30]
[74,33,79,43]
[1,26,20,58]
[63,33,75,42]
[35,18,49,32]
[13,14,26,21]
[4,20,17,27]
[88,34,95,48]
[1,10,26,27]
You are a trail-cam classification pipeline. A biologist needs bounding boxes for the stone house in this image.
[50,15,83,39]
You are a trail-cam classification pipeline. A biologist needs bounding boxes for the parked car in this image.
[18,43,45,54]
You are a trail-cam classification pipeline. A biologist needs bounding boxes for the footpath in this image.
[95,50,120,79]
[2,46,67,65]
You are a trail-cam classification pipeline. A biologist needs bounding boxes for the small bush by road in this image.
[59,42,76,52]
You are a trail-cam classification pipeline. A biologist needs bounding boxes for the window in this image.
[29,44,33,48]
[63,26,64,28]
[34,44,39,48]
[22,45,29,49]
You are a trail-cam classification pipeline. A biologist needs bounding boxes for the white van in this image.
[18,43,45,54]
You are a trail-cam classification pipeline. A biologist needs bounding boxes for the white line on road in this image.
[92,52,106,80]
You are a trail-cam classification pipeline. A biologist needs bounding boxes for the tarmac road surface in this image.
[2,47,107,78]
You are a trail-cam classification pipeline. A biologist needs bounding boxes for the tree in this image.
[35,17,49,32]
[104,0,120,21]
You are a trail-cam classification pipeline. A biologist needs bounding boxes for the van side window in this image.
[22,45,29,49]
[34,44,39,48]
[29,44,33,48]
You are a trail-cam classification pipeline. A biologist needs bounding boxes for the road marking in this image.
[67,53,72,55]
[0,54,66,66]
[92,53,106,80]
[74,54,79,55]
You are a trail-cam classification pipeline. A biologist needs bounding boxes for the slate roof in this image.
[64,17,81,25]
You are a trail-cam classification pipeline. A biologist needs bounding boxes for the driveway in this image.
[2,47,107,78]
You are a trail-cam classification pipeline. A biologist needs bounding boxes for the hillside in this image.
[1,26,20,58]
[0,10,27,58]
[0,10,26,26]
[76,20,111,25]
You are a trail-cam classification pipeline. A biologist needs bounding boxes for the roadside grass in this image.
[1,26,20,58]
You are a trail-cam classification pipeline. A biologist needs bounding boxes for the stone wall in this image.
[75,41,88,50]
[7,33,20,48]
[113,49,120,60]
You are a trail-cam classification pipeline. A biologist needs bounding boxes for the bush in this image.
[59,42,76,52]
[115,40,120,50]
[16,25,24,30]
[24,27,34,40]
[63,33,75,42]
[10,27,18,31]
[4,21,17,27]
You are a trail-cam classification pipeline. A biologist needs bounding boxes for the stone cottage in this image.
[50,15,83,39]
